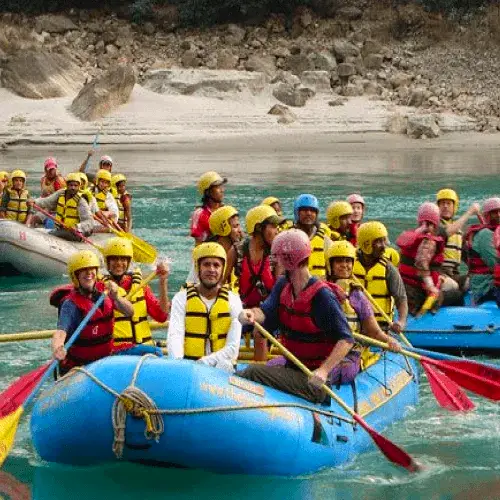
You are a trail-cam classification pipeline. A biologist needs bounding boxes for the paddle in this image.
[0,293,106,466]
[32,203,104,252]
[353,332,500,402]
[349,276,475,409]
[83,126,102,173]
[92,214,157,264]
[352,333,475,412]
[253,323,420,472]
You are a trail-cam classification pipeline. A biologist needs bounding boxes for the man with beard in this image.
[293,194,333,279]
[29,173,93,241]
[465,197,500,306]
[167,242,242,372]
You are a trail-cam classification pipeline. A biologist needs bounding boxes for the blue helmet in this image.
[294,194,320,221]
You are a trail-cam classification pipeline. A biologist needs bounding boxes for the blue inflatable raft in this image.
[31,354,418,476]
[405,301,500,354]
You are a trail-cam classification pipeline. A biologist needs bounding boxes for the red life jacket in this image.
[397,230,445,289]
[239,242,275,308]
[61,282,115,371]
[465,224,496,275]
[278,279,338,369]
[348,222,358,246]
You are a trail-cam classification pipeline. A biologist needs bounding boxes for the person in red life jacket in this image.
[101,237,169,346]
[190,171,227,245]
[465,197,500,306]
[237,229,354,404]
[40,157,66,198]
[396,202,450,316]
[239,205,285,361]
[208,205,242,284]
[347,193,365,233]
[52,250,134,376]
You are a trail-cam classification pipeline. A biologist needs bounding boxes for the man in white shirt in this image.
[168,242,242,372]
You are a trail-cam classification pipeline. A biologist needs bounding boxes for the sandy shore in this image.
[1,83,494,151]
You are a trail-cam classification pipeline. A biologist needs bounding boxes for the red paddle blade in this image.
[352,414,420,472]
[438,360,500,385]
[421,362,475,412]
[0,363,51,418]
[425,358,500,401]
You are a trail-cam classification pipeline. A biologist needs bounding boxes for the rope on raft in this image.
[74,356,355,459]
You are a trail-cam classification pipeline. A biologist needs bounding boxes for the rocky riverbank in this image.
[1,3,500,145]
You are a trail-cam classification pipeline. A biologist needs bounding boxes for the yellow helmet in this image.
[103,237,133,261]
[209,205,239,237]
[262,196,280,207]
[326,201,353,229]
[357,221,388,255]
[436,188,459,215]
[325,240,356,275]
[67,250,100,287]
[246,205,281,234]
[193,242,227,275]
[197,171,227,195]
[96,169,112,184]
[10,169,26,181]
[0,171,8,181]
[112,173,127,186]
[65,172,81,184]
[79,173,88,189]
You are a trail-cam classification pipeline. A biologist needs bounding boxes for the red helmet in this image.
[44,157,57,171]
[482,197,500,220]
[271,229,311,271]
[417,202,440,227]
[347,193,365,206]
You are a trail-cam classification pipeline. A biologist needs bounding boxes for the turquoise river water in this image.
[0,139,499,499]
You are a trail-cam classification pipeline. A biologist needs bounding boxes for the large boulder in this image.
[272,82,315,107]
[70,64,135,121]
[35,15,77,34]
[1,51,85,99]
[407,114,441,138]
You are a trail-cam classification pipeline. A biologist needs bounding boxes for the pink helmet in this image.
[347,193,365,206]
[271,229,311,271]
[482,197,500,219]
[99,155,113,166]
[44,157,57,171]
[417,202,440,227]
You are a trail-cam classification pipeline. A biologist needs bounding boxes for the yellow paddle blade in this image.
[107,227,157,264]
[0,406,23,466]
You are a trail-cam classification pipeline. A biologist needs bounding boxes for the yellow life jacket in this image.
[441,218,462,272]
[79,188,94,205]
[319,222,332,239]
[4,188,29,222]
[308,226,327,278]
[337,278,380,371]
[353,255,393,330]
[184,283,232,360]
[328,227,346,242]
[93,188,108,211]
[278,219,294,232]
[55,191,81,228]
[104,271,153,346]
[114,190,129,228]
[384,247,400,267]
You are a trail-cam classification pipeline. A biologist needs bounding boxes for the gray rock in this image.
[308,51,337,71]
[1,50,85,99]
[143,22,155,36]
[337,62,356,78]
[407,114,441,139]
[270,70,301,87]
[70,64,135,121]
[216,50,239,70]
[361,39,383,58]
[337,6,363,20]
[332,39,360,62]
[225,24,246,45]
[300,71,332,93]
[244,54,276,76]
[181,51,200,68]
[328,96,348,106]
[285,53,315,76]
[105,44,119,57]
[272,46,290,58]
[340,83,364,97]
[268,103,297,124]
[386,113,408,134]
[363,53,383,70]
[390,71,413,89]
[273,82,315,107]
[407,87,426,107]
[35,15,77,34]
[363,80,381,95]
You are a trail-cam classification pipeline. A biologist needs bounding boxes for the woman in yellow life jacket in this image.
[354,221,408,334]
[167,242,243,372]
[112,174,132,233]
[208,205,242,287]
[325,241,401,369]
[102,237,169,346]
[0,170,32,224]
[436,188,481,291]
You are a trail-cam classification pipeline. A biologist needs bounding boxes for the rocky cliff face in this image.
[1,3,500,132]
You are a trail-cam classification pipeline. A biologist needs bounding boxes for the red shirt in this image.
[120,275,168,323]
[40,175,65,197]
[190,205,212,241]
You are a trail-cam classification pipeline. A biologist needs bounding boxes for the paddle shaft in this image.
[32,203,99,249]
[23,293,106,408]
[83,127,102,173]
